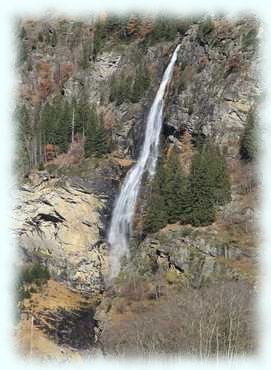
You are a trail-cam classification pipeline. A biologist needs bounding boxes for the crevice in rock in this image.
[39,198,53,206]
[162,122,182,139]
[168,261,185,273]
[34,212,65,224]
[82,220,92,227]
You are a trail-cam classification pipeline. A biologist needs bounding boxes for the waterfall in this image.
[108,44,181,278]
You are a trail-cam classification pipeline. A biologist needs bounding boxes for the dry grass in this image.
[101,281,257,357]
[16,319,80,360]
[16,279,97,359]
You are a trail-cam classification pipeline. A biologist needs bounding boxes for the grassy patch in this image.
[16,263,50,308]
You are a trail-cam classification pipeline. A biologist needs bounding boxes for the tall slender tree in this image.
[189,150,215,226]
[204,144,231,205]
[240,110,257,161]
[144,161,168,233]
[163,148,188,224]
[130,63,150,103]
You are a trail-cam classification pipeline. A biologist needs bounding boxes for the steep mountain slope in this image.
[15,15,260,358]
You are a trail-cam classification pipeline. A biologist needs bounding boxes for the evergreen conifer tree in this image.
[163,148,188,224]
[130,63,150,103]
[56,101,71,152]
[80,42,91,69]
[16,104,32,170]
[109,74,131,105]
[84,107,108,157]
[93,22,106,60]
[84,105,98,157]
[40,102,58,145]
[204,144,231,205]
[49,29,57,47]
[20,26,27,40]
[189,150,215,226]
[94,115,109,157]
[144,162,168,233]
[240,110,257,161]
[40,100,71,153]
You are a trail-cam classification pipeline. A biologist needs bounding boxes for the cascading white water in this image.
[108,44,181,278]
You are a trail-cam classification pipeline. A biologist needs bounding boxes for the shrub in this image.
[20,263,50,286]
[37,162,45,171]
[165,268,179,284]
[100,281,256,356]
[18,287,31,301]
[181,227,193,238]
[16,263,50,304]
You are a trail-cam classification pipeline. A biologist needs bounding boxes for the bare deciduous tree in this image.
[100,281,256,357]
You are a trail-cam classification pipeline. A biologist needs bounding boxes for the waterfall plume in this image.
[108,44,181,279]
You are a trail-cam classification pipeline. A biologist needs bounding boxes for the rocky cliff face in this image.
[165,19,260,157]
[15,16,260,357]
[15,14,260,293]
[14,172,109,293]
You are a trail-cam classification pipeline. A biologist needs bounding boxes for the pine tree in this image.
[94,114,109,157]
[84,105,99,157]
[80,41,92,69]
[240,110,257,161]
[204,144,231,205]
[18,40,28,64]
[16,104,32,170]
[40,102,58,145]
[93,22,106,60]
[75,98,89,135]
[84,107,109,157]
[189,150,215,226]
[104,15,121,34]
[144,162,168,233]
[130,63,150,103]
[20,26,27,40]
[143,141,231,231]
[109,75,118,102]
[49,29,57,47]
[109,73,131,105]
[163,148,188,224]
[56,101,72,152]
[149,17,178,43]
[40,100,71,154]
